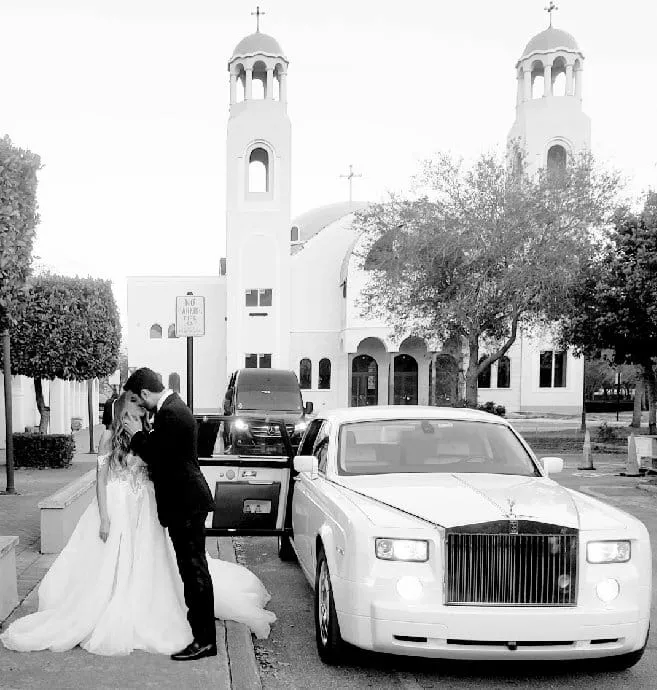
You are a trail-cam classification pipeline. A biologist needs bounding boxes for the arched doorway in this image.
[393,354,418,405]
[434,354,458,406]
[351,355,378,407]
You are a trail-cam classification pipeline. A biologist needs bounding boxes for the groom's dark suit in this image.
[130,391,216,645]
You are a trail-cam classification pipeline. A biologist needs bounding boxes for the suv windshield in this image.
[236,383,301,412]
[337,419,539,477]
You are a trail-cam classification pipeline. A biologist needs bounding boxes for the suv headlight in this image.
[294,420,308,433]
[375,538,429,562]
[233,419,249,432]
[587,540,631,563]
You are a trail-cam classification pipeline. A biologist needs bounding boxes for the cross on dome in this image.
[544,1,558,27]
[251,6,266,33]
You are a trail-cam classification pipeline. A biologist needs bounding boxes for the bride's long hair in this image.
[110,392,148,468]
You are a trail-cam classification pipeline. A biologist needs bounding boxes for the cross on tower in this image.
[545,1,558,27]
[339,164,362,205]
[251,6,266,32]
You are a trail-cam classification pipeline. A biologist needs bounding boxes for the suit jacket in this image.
[130,392,214,527]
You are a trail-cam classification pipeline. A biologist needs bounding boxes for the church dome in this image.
[232,32,284,57]
[521,27,579,58]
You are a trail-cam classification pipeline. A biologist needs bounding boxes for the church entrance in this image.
[393,354,418,405]
[351,355,378,407]
[434,354,458,405]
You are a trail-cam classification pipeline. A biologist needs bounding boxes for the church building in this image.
[127,17,589,417]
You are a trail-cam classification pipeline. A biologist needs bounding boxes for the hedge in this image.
[12,433,76,468]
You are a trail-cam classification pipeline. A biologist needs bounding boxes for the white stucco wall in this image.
[127,276,226,414]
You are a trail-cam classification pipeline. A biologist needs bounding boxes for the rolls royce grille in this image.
[445,522,578,606]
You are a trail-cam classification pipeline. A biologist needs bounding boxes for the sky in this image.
[2,0,656,327]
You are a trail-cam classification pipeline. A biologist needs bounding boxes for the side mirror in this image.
[294,455,319,477]
[541,456,564,476]
[304,401,314,415]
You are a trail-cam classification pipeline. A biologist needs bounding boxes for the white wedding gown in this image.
[0,452,276,655]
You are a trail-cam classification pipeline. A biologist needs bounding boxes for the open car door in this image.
[195,414,294,537]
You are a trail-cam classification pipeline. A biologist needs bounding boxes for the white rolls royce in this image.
[285,406,651,667]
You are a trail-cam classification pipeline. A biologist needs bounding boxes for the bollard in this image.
[578,429,595,470]
[621,432,642,477]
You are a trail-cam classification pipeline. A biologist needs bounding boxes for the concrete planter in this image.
[70,416,83,432]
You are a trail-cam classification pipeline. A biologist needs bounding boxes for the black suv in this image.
[222,368,313,455]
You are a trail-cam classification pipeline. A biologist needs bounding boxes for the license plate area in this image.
[243,500,272,514]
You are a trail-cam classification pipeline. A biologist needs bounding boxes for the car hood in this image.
[334,473,631,531]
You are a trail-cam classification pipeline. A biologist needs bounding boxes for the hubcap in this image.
[318,560,330,646]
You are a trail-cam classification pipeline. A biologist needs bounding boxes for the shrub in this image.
[13,433,76,468]
[446,400,506,417]
[595,421,618,443]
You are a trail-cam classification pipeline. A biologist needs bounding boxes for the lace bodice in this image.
[98,452,149,493]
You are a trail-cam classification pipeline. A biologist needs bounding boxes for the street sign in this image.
[176,295,205,337]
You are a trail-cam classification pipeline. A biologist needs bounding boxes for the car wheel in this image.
[314,547,344,664]
[278,535,296,561]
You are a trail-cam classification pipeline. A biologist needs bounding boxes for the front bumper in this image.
[334,576,650,659]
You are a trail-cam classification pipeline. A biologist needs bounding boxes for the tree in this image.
[0,135,41,493]
[355,148,621,404]
[10,274,121,435]
[561,193,657,433]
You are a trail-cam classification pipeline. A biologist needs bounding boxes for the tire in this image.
[278,534,296,562]
[314,547,344,664]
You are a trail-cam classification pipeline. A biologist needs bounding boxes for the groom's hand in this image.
[123,418,143,438]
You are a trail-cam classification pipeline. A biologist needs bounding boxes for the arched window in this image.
[299,358,312,389]
[149,323,162,339]
[252,61,266,99]
[351,355,378,407]
[497,356,511,388]
[477,356,491,388]
[547,144,567,172]
[318,358,331,389]
[248,148,269,193]
[531,61,544,99]
[235,65,245,103]
[168,372,181,393]
[168,323,176,338]
[290,226,299,242]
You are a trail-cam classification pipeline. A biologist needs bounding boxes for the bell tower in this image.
[508,9,590,174]
[225,15,291,375]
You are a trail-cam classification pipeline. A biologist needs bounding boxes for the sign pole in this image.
[187,335,193,412]
[176,291,205,413]
[2,330,16,494]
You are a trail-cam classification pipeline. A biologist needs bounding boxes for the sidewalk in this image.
[0,426,259,690]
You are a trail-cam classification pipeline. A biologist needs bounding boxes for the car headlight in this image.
[233,419,249,432]
[294,420,308,433]
[587,540,631,564]
[375,538,429,562]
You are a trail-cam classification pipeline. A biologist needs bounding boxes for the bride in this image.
[0,392,275,656]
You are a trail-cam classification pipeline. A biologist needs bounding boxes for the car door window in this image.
[299,419,324,456]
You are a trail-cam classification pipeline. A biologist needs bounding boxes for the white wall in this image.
[127,276,226,414]
[0,375,99,448]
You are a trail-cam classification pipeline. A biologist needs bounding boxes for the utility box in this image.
[632,435,657,470]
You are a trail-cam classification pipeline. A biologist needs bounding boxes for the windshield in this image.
[236,386,302,412]
[337,419,539,477]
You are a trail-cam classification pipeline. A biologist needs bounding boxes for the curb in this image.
[216,537,262,690]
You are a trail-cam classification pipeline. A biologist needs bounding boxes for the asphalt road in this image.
[237,454,657,689]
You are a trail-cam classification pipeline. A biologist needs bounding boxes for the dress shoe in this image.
[170,640,218,661]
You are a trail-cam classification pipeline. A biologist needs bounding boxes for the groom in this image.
[123,367,217,661]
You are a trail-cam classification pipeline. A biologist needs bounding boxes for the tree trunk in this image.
[88,379,95,453]
[465,336,479,406]
[34,378,50,433]
[631,377,644,428]
[641,363,657,435]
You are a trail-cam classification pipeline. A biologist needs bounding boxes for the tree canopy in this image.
[0,135,40,330]
[354,148,621,404]
[561,193,657,431]
[10,273,122,429]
